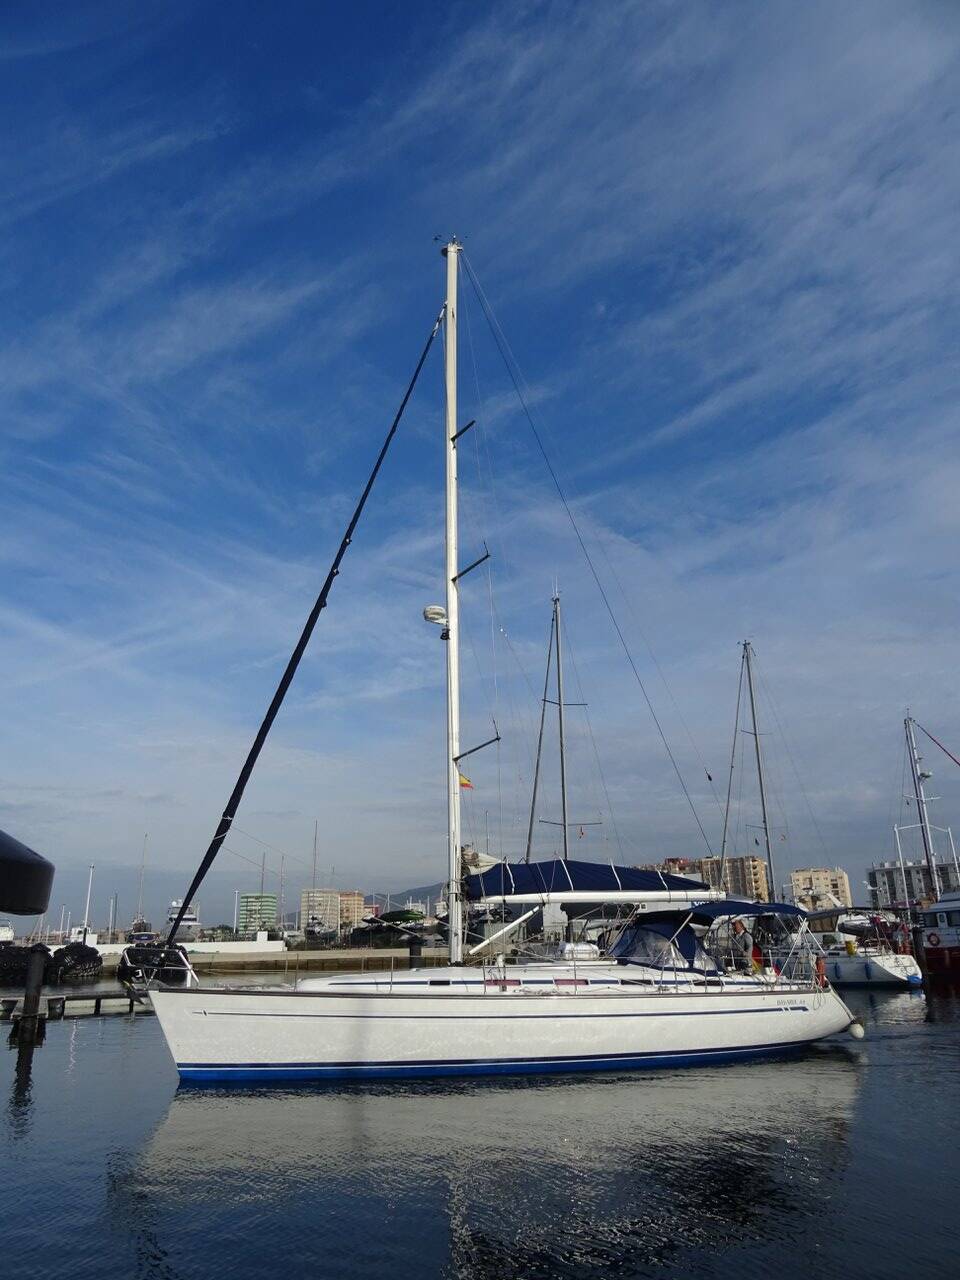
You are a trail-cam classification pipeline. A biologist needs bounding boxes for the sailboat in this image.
[901,716,960,976]
[723,646,921,988]
[144,241,861,1082]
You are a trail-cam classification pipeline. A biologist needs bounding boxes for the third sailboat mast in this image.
[905,714,941,899]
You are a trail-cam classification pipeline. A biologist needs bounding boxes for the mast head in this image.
[440,238,462,257]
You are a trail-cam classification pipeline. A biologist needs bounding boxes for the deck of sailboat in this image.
[154,972,823,999]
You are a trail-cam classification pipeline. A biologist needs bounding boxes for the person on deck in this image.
[732,919,759,971]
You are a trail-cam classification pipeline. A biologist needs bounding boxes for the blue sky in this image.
[3,1,960,928]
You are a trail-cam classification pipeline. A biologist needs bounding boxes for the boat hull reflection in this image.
[126,1048,861,1277]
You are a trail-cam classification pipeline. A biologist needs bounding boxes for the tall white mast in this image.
[554,594,570,863]
[82,862,95,943]
[443,239,464,964]
[136,832,147,922]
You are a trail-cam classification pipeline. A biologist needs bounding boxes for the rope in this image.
[562,611,626,860]
[461,252,713,855]
[752,652,830,862]
[916,720,960,773]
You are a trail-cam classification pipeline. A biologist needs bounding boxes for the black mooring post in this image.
[16,945,48,1045]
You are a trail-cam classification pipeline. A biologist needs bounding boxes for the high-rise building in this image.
[339,890,366,929]
[300,888,341,934]
[789,867,853,910]
[237,892,278,935]
[638,856,769,901]
[867,858,960,909]
[696,856,769,901]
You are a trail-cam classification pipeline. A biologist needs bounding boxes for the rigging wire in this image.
[733,718,746,857]
[230,825,314,871]
[561,611,626,860]
[897,727,909,835]
[463,284,541,850]
[461,251,714,856]
[754,667,792,850]
[916,720,960,773]
[718,649,745,879]
[751,653,830,862]
[487,559,505,858]
[462,257,724,820]
[578,526,726,818]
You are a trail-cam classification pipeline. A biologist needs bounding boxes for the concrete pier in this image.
[3,991,146,1020]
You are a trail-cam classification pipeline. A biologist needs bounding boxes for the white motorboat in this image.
[820,943,921,988]
[166,900,201,942]
[802,908,922,988]
[147,241,860,1083]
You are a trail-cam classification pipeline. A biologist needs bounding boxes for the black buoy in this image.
[0,828,54,916]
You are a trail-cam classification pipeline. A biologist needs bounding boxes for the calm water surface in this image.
[3,984,959,1280]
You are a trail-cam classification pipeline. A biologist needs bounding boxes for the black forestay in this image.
[166,307,445,944]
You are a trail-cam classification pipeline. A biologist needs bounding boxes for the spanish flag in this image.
[458,772,474,789]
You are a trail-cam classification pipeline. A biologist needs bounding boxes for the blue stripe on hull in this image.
[177,1040,807,1084]
[831,976,922,988]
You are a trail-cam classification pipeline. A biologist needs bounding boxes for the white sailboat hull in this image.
[822,948,922,988]
[150,980,855,1083]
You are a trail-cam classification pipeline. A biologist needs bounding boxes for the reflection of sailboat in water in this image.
[125,1052,861,1275]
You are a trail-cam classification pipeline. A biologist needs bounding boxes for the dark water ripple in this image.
[3,985,959,1279]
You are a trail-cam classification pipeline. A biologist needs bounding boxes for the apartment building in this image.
[300,888,341,933]
[237,892,278,935]
[338,890,367,929]
[789,867,853,910]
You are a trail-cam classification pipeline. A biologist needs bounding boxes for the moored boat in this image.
[147,242,861,1082]
[151,875,857,1081]
[916,891,960,976]
[821,944,922,988]
[166,900,201,942]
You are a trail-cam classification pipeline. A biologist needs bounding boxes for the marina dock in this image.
[95,946,447,976]
[2,990,146,1019]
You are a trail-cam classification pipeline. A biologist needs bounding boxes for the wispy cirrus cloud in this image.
[1,2,959,924]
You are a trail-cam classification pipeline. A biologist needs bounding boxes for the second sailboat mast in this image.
[554,594,570,863]
[743,641,775,901]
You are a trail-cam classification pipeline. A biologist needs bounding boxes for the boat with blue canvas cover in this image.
[145,241,861,1083]
[149,866,857,1082]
